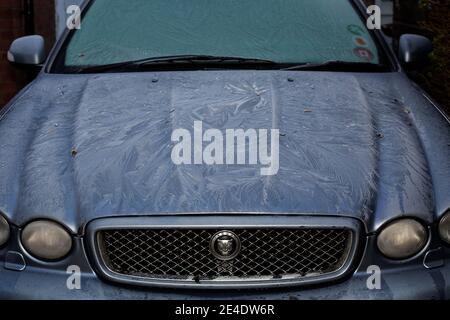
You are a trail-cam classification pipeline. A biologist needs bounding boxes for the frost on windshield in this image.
[65,0,380,66]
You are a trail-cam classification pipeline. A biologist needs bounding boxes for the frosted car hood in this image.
[0,70,449,233]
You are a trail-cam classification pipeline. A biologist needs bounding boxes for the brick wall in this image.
[0,0,28,108]
[0,0,55,109]
[35,0,55,53]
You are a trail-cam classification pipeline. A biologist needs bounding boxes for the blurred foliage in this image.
[416,0,449,114]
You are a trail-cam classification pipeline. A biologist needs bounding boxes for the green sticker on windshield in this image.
[347,24,366,36]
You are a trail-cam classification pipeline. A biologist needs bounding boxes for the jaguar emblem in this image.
[217,238,233,255]
[210,231,241,260]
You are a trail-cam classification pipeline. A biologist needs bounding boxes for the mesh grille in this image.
[98,228,351,281]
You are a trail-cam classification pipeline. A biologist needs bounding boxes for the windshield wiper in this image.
[72,57,388,73]
[283,60,389,72]
[73,55,278,73]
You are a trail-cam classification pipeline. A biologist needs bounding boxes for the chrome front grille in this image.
[97,227,353,283]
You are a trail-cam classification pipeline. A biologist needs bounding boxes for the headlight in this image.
[21,220,72,260]
[377,219,427,259]
[439,211,450,244]
[0,215,10,246]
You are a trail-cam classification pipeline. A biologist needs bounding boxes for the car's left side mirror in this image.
[398,34,433,70]
[7,35,46,66]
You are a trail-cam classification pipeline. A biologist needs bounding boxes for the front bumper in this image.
[1,223,449,300]
[1,256,449,299]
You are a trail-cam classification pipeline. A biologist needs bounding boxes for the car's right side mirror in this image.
[7,35,46,66]
[398,34,433,70]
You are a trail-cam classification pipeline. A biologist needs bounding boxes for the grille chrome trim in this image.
[86,215,361,289]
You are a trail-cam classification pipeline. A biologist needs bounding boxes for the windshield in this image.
[54,0,385,71]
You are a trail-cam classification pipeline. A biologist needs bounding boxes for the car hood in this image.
[0,70,449,233]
